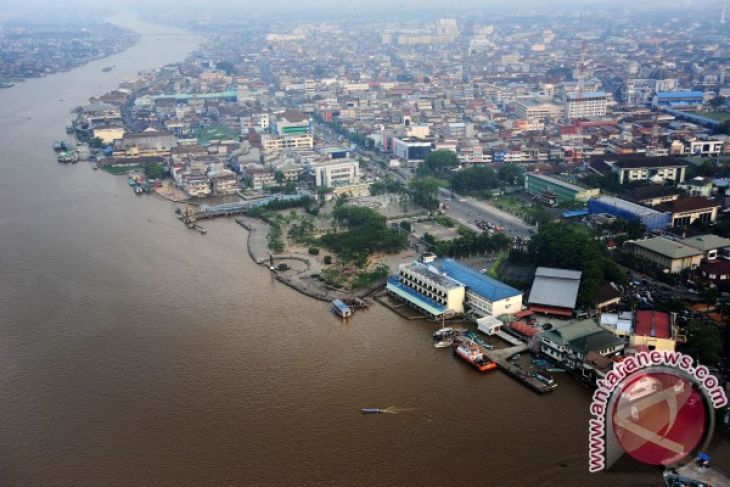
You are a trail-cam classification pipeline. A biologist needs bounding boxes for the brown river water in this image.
[0,13,726,487]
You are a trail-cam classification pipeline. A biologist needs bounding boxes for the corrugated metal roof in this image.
[432,258,521,302]
[632,237,703,259]
[529,267,581,309]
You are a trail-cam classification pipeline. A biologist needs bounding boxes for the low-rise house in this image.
[629,237,703,273]
[656,196,720,227]
[630,310,676,352]
[180,170,212,198]
[679,234,730,261]
[599,311,633,338]
[539,319,625,370]
[208,169,239,196]
[699,260,730,283]
[623,185,680,207]
[594,283,622,312]
[679,176,714,197]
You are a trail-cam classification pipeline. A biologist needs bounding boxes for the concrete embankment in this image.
[235,216,383,302]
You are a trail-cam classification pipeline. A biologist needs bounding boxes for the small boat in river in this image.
[331,299,352,318]
[361,408,384,414]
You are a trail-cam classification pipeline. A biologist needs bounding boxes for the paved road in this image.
[438,188,535,238]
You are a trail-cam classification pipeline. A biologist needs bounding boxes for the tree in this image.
[274,170,285,185]
[682,320,723,366]
[216,61,235,75]
[409,176,444,211]
[450,165,498,194]
[417,150,459,177]
[319,205,407,262]
[528,222,626,307]
[145,162,166,179]
[497,164,524,186]
[90,137,106,149]
[719,120,730,136]
[708,95,726,109]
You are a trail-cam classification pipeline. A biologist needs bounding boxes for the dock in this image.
[484,344,557,394]
[666,462,730,487]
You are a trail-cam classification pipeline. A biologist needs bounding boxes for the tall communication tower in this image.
[722,0,727,24]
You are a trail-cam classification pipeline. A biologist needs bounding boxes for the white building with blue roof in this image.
[431,259,522,317]
[386,257,522,318]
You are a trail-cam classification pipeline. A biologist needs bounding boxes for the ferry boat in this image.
[453,340,497,372]
[57,150,79,163]
[331,299,352,318]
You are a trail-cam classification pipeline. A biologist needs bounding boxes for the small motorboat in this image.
[361,408,384,414]
[434,337,454,348]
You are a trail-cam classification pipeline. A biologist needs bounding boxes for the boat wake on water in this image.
[361,407,432,422]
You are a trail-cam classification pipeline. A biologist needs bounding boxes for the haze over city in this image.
[0,0,728,485]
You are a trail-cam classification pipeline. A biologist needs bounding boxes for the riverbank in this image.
[235,215,387,303]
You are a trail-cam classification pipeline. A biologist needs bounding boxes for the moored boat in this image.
[453,340,497,372]
[434,337,454,348]
[331,299,352,318]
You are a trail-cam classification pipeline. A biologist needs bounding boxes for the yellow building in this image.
[630,237,703,274]
[629,310,676,352]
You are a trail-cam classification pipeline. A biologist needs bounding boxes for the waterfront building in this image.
[628,237,703,273]
[208,169,239,196]
[386,258,521,318]
[93,126,125,145]
[528,267,582,317]
[430,259,522,317]
[387,261,466,318]
[539,319,625,370]
[524,173,599,204]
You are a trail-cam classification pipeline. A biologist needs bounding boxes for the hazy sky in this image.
[0,0,724,19]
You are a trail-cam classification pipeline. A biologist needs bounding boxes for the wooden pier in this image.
[484,344,557,394]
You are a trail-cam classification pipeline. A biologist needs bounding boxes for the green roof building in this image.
[524,172,600,204]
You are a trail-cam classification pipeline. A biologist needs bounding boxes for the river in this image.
[0,13,726,487]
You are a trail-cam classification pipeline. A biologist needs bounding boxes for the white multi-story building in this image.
[312,159,359,187]
[513,98,562,120]
[388,261,466,317]
[386,258,522,319]
[565,91,608,119]
[262,134,314,152]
